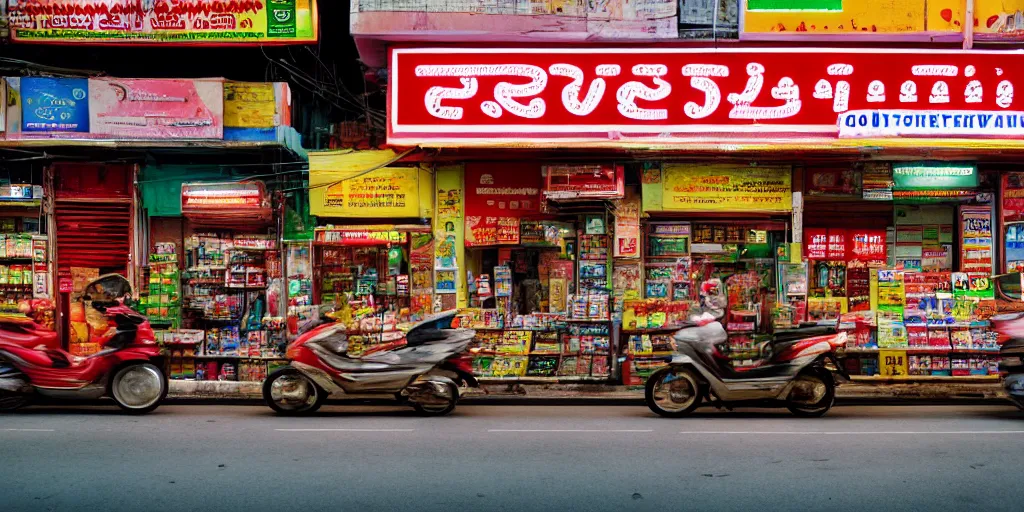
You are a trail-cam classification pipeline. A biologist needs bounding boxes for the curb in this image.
[159,396,1017,407]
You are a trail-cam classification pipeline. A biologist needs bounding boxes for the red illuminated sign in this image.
[390,47,1024,145]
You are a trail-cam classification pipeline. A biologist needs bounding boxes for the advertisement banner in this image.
[7,0,319,44]
[312,168,421,218]
[543,164,624,199]
[435,167,464,303]
[892,162,978,190]
[20,77,90,132]
[464,163,542,246]
[660,164,792,212]
[849,229,888,262]
[88,78,223,139]
[742,0,962,39]
[613,192,641,258]
[390,47,1024,146]
[960,206,993,274]
[224,82,279,128]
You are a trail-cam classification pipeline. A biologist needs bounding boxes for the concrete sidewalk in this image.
[167,379,1009,405]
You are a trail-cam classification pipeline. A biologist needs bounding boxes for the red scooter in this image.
[0,274,167,414]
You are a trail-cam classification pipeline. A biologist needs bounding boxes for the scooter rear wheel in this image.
[264,368,325,415]
[646,367,702,418]
[110,363,167,414]
[411,381,459,416]
[0,363,30,412]
[0,389,30,412]
[787,369,835,418]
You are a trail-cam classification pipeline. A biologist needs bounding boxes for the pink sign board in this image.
[89,78,223,139]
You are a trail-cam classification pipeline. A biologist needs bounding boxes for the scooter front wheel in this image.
[263,367,325,415]
[646,367,702,418]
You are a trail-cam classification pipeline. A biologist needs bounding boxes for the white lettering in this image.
[550,64,605,117]
[728,63,801,119]
[867,80,886,103]
[965,80,983,104]
[997,80,1014,109]
[415,64,547,119]
[900,81,918,103]
[616,64,671,121]
[682,64,729,119]
[912,65,959,77]
[424,77,478,120]
[929,81,950,104]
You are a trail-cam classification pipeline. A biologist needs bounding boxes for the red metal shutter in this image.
[54,201,132,273]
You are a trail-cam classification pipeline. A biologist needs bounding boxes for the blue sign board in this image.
[21,78,89,133]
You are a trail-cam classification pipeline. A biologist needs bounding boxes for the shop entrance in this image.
[52,163,135,354]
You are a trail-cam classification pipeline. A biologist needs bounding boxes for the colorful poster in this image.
[1003,173,1024,271]
[849,229,887,262]
[742,0,962,38]
[435,167,464,301]
[8,0,319,44]
[613,192,641,258]
[805,228,828,260]
[806,168,861,197]
[88,78,223,139]
[315,168,421,218]
[661,164,791,213]
[464,163,541,246]
[960,206,993,274]
[20,77,89,132]
[975,0,1024,40]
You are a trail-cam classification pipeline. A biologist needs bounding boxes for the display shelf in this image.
[843,347,1000,354]
[0,256,33,262]
[477,376,612,384]
[193,355,287,360]
[850,375,999,382]
[622,327,684,334]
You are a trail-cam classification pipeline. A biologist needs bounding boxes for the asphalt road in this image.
[2,404,1024,512]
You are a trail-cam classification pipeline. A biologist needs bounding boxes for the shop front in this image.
[383,45,1024,396]
[803,162,1002,381]
[290,150,436,359]
[456,162,623,382]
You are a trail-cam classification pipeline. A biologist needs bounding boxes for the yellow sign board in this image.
[879,349,909,377]
[224,82,278,128]
[309,150,432,219]
[742,0,964,36]
[660,164,792,213]
[317,168,420,218]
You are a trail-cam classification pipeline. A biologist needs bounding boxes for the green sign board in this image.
[747,0,843,11]
[892,163,978,190]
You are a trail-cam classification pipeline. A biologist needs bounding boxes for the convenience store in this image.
[381,45,1024,391]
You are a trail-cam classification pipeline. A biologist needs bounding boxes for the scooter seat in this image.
[773,325,836,343]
